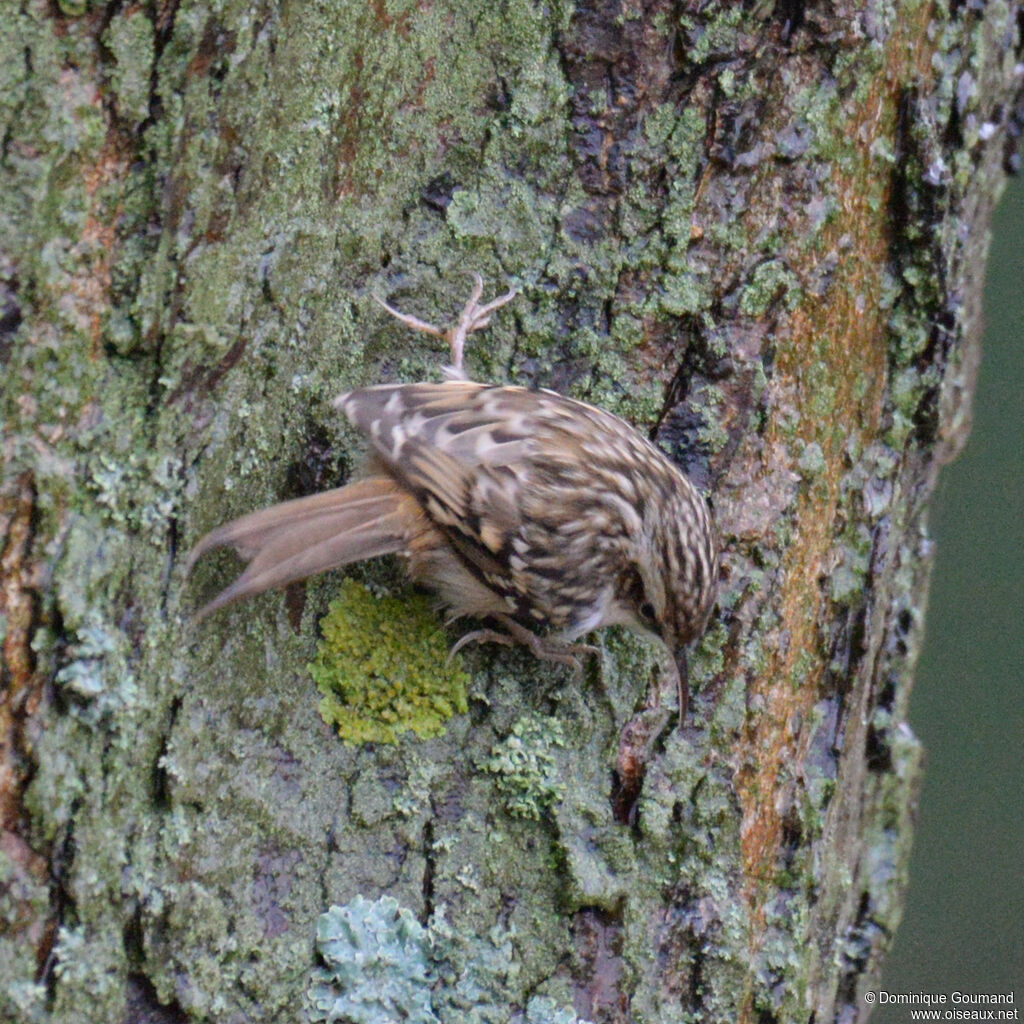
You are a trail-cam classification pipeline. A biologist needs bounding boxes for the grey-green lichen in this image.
[309,580,469,745]
[102,8,155,128]
[429,913,523,1024]
[0,847,49,1023]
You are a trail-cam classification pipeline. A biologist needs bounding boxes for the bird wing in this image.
[335,382,572,594]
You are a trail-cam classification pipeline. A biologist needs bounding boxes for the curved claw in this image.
[447,627,515,662]
[447,614,598,683]
[371,293,445,338]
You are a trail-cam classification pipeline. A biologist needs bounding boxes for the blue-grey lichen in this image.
[479,715,566,820]
[524,995,592,1024]
[308,580,469,745]
[308,899,589,1024]
[309,896,437,1024]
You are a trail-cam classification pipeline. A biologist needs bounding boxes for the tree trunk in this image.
[2,2,1020,1022]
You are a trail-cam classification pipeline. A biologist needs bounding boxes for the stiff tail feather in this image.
[187,477,415,619]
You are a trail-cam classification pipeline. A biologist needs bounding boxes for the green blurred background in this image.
[876,175,1023,1011]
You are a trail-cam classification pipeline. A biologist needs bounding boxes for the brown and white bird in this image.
[188,276,718,718]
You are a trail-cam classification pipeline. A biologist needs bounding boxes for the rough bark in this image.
[1,2,1021,1023]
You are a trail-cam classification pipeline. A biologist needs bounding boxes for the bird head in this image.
[625,478,718,719]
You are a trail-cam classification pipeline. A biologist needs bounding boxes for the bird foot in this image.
[448,616,598,681]
[373,273,517,379]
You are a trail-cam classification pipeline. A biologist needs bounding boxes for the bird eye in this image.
[639,601,656,623]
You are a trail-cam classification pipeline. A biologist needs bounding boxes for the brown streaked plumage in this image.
[188,276,718,718]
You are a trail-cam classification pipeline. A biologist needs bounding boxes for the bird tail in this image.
[186,477,416,620]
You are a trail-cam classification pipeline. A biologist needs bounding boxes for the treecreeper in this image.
[187,276,718,720]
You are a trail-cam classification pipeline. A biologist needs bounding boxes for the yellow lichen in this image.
[308,579,469,745]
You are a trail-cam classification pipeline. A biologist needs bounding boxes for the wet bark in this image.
[2,2,1021,1023]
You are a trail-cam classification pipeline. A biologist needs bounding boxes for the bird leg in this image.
[373,273,517,379]
[448,614,599,681]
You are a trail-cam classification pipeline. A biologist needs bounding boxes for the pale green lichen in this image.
[479,715,566,820]
[308,579,469,745]
[679,6,744,65]
[738,259,801,317]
